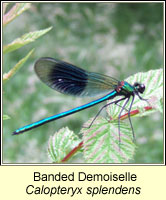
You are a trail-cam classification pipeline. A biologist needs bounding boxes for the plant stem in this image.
[61,142,83,163]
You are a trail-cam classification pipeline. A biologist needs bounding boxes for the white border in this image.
[1,1,165,166]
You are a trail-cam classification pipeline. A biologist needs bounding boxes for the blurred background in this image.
[3,3,163,163]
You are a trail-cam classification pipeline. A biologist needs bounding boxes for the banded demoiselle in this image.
[13,57,148,142]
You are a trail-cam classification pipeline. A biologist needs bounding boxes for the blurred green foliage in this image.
[3,3,163,163]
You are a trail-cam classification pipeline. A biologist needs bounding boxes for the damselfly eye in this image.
[134,82,145,94]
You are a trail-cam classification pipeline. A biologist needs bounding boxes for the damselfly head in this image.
[134,82,145,94]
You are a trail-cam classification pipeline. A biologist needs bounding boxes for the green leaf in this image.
[3,27,52,54]
[3,3,9,15]
[48,127,82,163]
[107,68,163,119]
[82,117,136,163]
[3,115,11,120]
[3,3,31,26]
[3,49,34,82]
[158,98,163,113]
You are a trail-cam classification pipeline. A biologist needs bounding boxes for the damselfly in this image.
[13,57,148,142]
